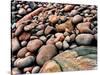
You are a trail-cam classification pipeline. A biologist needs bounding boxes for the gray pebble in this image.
[27,8,32,12]
[30,36,38,40]
[70,10,78,16]
[12,68,21,75]
[70,44,77,49]
[63,40,69,49]
[24,5,29,9]
[18,8,27,15]
[40,36,47,42]
[70,34,76,42]
[32,66,40,73]
[16,56,35,68]
[55,41,63,49]
[36,30,44,36]
[21,41,27,47]
[64,31,70,36]
[65,36,70,42]
[75,34,94,45]
[83,9,90,14]
[12,6,16,11]
[36,24,45,30]
[44,26,54,35]
[26,71,31,74]
[12,23,16,29]
[16,4,21,9]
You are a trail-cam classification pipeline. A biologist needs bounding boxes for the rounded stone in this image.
[63,40,69,49]
[44,26,54,35]
[16,56,35,68]
[23,67,33,72]
[76,22,92,33]
[75,34,94,45]
[70,10,78,16]
[19,32,31,41]
[12,68,21,75]
[36,44,57,66]
[55,41,63,49]
[65,36,71,42]
[27,39,43,52]
[40,36,47,42]
[21,41,27,47]
[32,66,40,73]
[18,8,27,15]
[36,30,44,36]
[17,47,28,58]
[12,37,20,53]
[72,15,83,24]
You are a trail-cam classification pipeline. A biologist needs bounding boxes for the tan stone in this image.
[40,60,61,73]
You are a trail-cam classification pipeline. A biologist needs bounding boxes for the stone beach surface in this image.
[11,1,97,74]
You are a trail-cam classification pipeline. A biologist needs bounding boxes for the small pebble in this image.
[12,37,20,53]
[12,23,16,29]
[55,41,63,49]
[21,41,27,47]
[32,66,40,73]
[70,44,77,49]
[18,8,27,15]
[12,68,21,75]
[40,36,47,42]
[63,40,69,49]
[65,36,70,42]
[16,56,35,68]
[70,10,78,16]
[64,5,74,12]
[36,30,44,36]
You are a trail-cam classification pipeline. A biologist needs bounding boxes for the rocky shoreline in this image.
[11,1,97,74]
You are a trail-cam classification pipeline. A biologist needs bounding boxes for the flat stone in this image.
[40,60,61,73]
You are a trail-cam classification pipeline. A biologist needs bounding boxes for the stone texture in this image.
[64,5,74,12]
[56,19,73,32]
[72,15,83,24]
[17,47,28,58]
[19,32,31,41]
[12,37,20,53]
[40,60,61,73]
[49,15,59,23]
[75,34,94,45]
[16,56,35,68]
[27,39,43,52]
[76,22,92,33]
[36,44,57,66]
